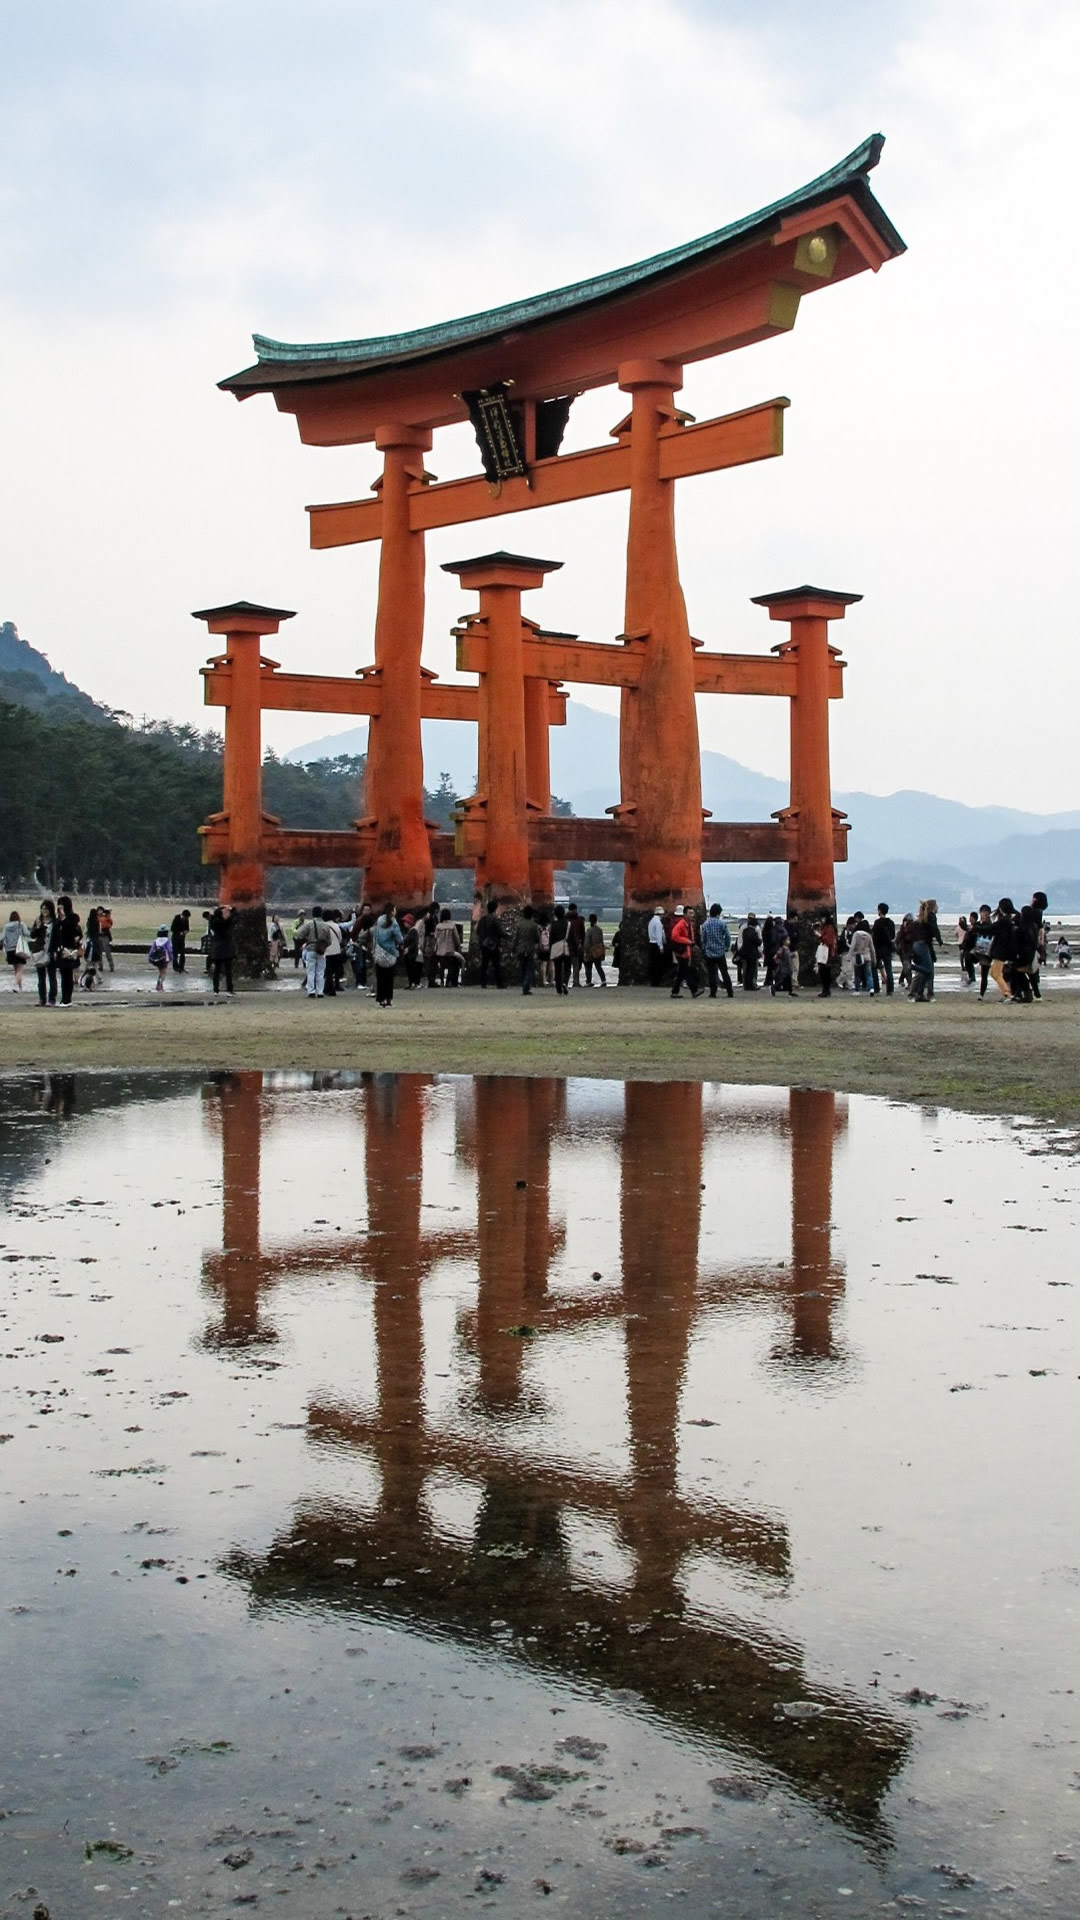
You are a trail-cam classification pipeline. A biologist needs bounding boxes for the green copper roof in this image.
[222,135,903,392]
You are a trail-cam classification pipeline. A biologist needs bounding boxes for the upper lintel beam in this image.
[308,398,788,551]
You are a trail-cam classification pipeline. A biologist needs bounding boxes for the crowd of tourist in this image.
[2,888,1065,1005]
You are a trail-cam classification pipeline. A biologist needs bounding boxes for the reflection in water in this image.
[203,1072,907,1839]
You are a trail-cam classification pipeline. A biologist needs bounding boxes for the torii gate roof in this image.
[222,134,904,441]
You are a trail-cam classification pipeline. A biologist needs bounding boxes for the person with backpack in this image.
[972,904,994,996]
[294,904,331,999]
[148,924,172,991]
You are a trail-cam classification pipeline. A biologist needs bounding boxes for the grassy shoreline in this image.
[2,982,1078,1132]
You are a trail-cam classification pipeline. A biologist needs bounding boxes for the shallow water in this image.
[1,1070,1078,1918]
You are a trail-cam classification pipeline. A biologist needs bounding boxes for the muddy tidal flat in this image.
[2,1070,1079,1918]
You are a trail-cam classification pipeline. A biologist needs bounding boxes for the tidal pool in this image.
[1,1071,1078,1918]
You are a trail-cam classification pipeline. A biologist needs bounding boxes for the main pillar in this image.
[364,423,435,910]
[615,360,704,982]
[443,552,561,912]
[524,667,556,908]
[751,586,860,983]
[193,600,295,976]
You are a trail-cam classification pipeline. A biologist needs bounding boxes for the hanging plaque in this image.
[463,384,527,484]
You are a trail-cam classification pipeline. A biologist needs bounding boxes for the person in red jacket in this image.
[669,907,702,1000]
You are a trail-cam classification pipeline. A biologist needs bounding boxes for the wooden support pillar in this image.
[524,673,556,906]
[751,585,861,981]
[616,360,704,978]
[365,423,434,909]
[443,551,561,908]
[192,599,295,976]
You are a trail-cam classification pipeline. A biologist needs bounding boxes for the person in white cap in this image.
[669,906,701,999]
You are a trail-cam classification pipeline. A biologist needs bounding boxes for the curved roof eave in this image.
[221,134,903,394]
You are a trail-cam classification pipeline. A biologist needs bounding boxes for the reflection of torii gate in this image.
[206,1073,906,1833]
[219,1075,907,1835]
[199,136,903,976]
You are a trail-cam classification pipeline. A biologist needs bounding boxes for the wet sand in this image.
[2,973,1079,1130]
[2,1070,1079,1917]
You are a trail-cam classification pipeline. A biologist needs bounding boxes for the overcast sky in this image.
[2,0,1077,806]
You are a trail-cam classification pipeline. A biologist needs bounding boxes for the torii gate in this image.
[203,135,904,975]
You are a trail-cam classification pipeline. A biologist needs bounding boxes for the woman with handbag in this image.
[3,911,31,991]
[49,895,83,1006]
[30,900,56,1006]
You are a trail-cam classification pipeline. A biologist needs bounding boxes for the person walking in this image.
[871,903,896,995]
[909,898,943,1002]
[170,908,191,972]
[815,915,836,997]
[372,903,403,1006]
[895,913,915,992]
[669,906,701,999]
[538,911,553,988]
[987,899,1017,1002]
[567,903,586,988]
[851,916,877,994]
[422,906,440,988]
[740,913,762,991]
[3,911,30,991]
[434,909,463,986]
[700,904,734,999]
[97,904,115,971]
[958,912,979,987]
[207,903,236,996]
[293,905,330,998]
[584,914,607,986]
[84,907,103,971]
[549,906,571,996]
[513,905,542,994]
[268,914,287,967]
[475,901,504,988]
[30,900,56,1006]
[1010,905,1038,1004]
[327,914,349,995]
[49,896,83,1006]
[647,906,667,988]
[148,924,172,990]
[972,904,994,996]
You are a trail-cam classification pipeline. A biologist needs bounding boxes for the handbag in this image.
[814,941,830,967]
[13,931,30,960]
[60,946,81,963]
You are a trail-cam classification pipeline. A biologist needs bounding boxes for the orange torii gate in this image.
[203,135,903,975]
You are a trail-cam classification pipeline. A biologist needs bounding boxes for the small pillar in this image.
[442,551,561,913]
[616,359,704,982]
[365,423,435,911]
[192,599,295,976]
[751,585,861,982]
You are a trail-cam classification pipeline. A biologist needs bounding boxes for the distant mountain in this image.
[0,621,111,723]
[290,701,1080,907]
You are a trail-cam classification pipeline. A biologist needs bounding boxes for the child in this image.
[148,924,172,991]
